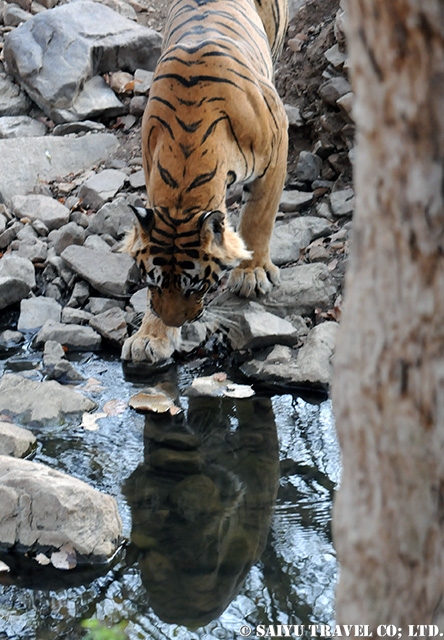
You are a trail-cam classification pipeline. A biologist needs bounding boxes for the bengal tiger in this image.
[122,0,289,363]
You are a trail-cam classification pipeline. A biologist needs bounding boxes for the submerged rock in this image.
[0,373,96,425]
[0,455,122,559]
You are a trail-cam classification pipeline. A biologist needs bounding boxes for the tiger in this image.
[122,0,289,364]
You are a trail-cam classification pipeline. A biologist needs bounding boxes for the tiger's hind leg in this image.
[228,126,288,298]
[121,308,180,363]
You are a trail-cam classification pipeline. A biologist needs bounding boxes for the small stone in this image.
[66,281,90,308]
[33,320,102,351]
[319,76,352,107]
[108,71,134,94]
[279,189,314,213]
[87,197,135,239]
[79,169,127,210]
[134,68,154,95]
[89,307,128,347]
[129,95,147,117]
[336,92,354,119]
[0,330,25,348]
[0,253,35,289]
[43,340,84,382]
[284,104,304,127]
[3,3,31,26]
[129,169,145,189]
[48,222,86,256]
[18,297,62,332]
[0,421,36,458]
[330,188,355,217]
[11,195,70,231]
[17,238,48,263]
[52,121,106,136]
[61,307,93,325]
[324,43,347,69]
[0,277,31,311]
[295,150,323,183]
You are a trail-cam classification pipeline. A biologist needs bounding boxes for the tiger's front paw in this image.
[121,321,181,364]
[228,262,280,298]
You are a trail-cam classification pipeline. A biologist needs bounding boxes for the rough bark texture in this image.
[332,0,444,629]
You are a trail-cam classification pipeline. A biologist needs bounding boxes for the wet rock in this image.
[263,263,338,317]
[48,222,86,256]
[0,330,25,349]
[52,75,126,124]
[0,115,47,138]
[0,421,36,458]
[0,253,35,290]
[0,133,119,204]
[87,197,134,239]
[0,71,31,116]
[43,341,84,382]
[18,297,61,332]
[279,189,314,213]
[240,322,338,389]
[330,187,355,217]
[79,169,127,210]
[89,307,128,346]
[0,373,96,424]
[4,0,162,121]
[295,150,323,183]
[270,216,332,266]
[33,320,102,352]
[61,245,139,297]
[11,194,69,231]
[0,455,121,558]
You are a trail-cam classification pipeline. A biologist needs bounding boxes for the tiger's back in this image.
[122,0,289,364]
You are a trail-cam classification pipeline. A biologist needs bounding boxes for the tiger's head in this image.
[124,206,251,327]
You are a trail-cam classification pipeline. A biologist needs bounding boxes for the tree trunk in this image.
[332,0,444,629]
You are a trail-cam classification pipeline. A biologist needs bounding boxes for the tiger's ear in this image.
[129,205,154,235]
[199,210,225,245]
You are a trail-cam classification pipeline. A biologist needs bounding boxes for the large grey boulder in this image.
[0,455,122,559]
[0,373,96,425]
[61,245,139,297]
[0,133,119,204]
[4,0,162,122]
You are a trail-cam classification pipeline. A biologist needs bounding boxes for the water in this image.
[0,346,340,639]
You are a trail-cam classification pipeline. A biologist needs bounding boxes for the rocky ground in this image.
[0,0,351,564]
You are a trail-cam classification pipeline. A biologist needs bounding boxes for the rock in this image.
[129,95,147,116]
[16,238,48,263]
[11,194,70,231]
[279,189,314,212]
[0,455,121,558]
[33,320,102,351]
[89,307,128,346]
[61,245,139,297]
[4,3,31,26]
[336,92,354,119]
[61,307,93,325]
[0,278,31,311]
[0,253,35,289]
[0,221,23,249]
[330,187,355,217]
[128,169,145,189]
[87,197,135,239]
[295,150,323,183]
[52,75,126,124]
[0,330,25,349]
[66,281,90,308]
[240,322,338,389]
[263,263,338,317]
[52,120,106,136]
[134,68,154,95]
[284,104,304,127]
[43,341,84,382]
[86,297,126,314]
[4,0,162,121]
[84,234,113,253]
[0,373,96,425]
[0,133,119,204]
[49,222,86,256]
[102,0,138,21]
[324,43,347,69]
[18,297,62,332]
[0,421,36,458]
[0,115,47,138]
[79,169,127,210]
[318,76,352,107]
[270,217,332,266]
[129,287,148,313]
[0,71,31,116]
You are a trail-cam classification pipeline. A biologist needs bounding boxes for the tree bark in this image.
[332,0,444,629]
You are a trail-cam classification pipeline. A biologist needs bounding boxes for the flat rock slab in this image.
[11,194,70,231]
[79,169,127,210]
[240,322,338,390]
[4,0,162,121]
[0,421,36,458]
[0,373,96,425]
[34,320,102,351]
[0,455,122,559]
[0,133,119,205]
[61,245,139,297]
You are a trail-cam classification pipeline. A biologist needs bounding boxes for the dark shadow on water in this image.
[123,393,280,628]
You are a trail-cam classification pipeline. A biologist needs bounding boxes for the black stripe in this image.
[175,117,203,133]
[150,96,177,112]
[148,115,175,140]
[157,161,179,189]
[153,73,239,89]
[187,165,218,192]
[201,115,228,145]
